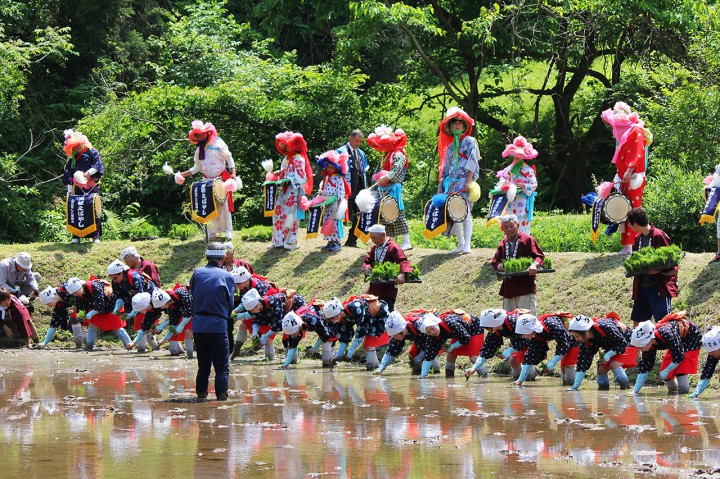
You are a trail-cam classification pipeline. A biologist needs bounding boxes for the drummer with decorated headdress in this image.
[313,150,351,251]
[175,120,240,240]
[488,136,538,234]
[61,129,104,243]
[464,309,530,381]
[630,312,702,395]
[601,102,652,255]
[362,224,413,312]
[366,125,412,250]
[437,108,481,254]
[491,214,545,314]
[267,131,314,250]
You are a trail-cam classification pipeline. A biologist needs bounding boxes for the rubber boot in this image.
[265,343,275,361]
[597,374,610,391]
[147,333,159,351]
[169,341,184,356]
[85,327,97,351]
[563,366,577,386]
[665,377,679,394]
[612,366,630,389]
[185,338,194,359]
[321,342,334,368]
[445,361,456,378]
[676,375,690,395]
[366,350,379,371]
[115,328,132,348]
[71,324,85,349]
[136,331,147,353]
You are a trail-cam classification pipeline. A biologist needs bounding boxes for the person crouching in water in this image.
[375,310,438,375]
[513,312,577,386]
[230,266,277,359]
[0,288,39,347]
[323,295,389,371]
[630,312,701,395]
[414,310,484,378]
[37,283,86,349]
[567,313,634,390]
[64,276,131,350]
[689,326,720,398]
[465,309,530,380]
[280,307,334,369]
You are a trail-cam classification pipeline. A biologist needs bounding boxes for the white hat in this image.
[242,288,262,310]
[368,224,386,233]
[515,314,543,335]
[65,277,85,295]
[282,311,303,335]
[39,286,59,306]
[630,320,656,348]
[479,309,507,328]
[385,310,407,336]
[151,289,172,308]
[702,326,720,353]
[120,246,139,260]
[107,259,128,275]
[416,313,441,334]
[231,266,251,284]
[205,242,226,258]
[323,297,343,319]
[569,315,593,332]
[15,252,31,269]
[500,214,519,224]
[223,242,234,251]
[132,292,151,312]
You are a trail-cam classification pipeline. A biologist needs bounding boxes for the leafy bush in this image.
[235,225,272,242]
[643,161,713,252]
[168,224,197,240]
[623,245,682,275]
[129,221,160,239]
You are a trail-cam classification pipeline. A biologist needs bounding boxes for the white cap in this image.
[569,315,593,332]
[416,313,441,334]
[107,259,128,275]
[630,320,656,347]
[703,326,720,353]
[120,246,139,260]
[65,277,85,295]
[242,288,261,310]
[151,289,172,308]
[385,311,407,336]
[368,224,386,233]
[205,242,226,258]
[223,242,234,252]
[500,214,519,224]
[282,311,303,335]
[323,297,343,319]
[515,314,543,335]
[479,309,507,328]
[132,292,151,312]
[231,266,251,284]
[39,286,58,306]
[15,252,31,269]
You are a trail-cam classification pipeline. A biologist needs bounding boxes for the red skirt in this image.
[241,317,254,330]
[408,342,419,358]
[660,348,700,378]
[89,313,126,332]
[364,332,389,348]
[512,349,526,363]
[170,319,192,341]
[259,325,275,338]
[449,334,484,357]
[609,346,638,368]
[561,346,579,367]
[133,312,146,331]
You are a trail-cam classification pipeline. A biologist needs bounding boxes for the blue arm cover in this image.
[633,372,649,394]
[473,357,487,370]
[113,299,124,314]
[690,378,711,398]
[571,371,586,390]
[546,355,563,371]
[419,360,433,378]
[346,336,364,357]
[659,362,680,380]
[603,350,616,363]
[501,347,516,359]
[517,364,533,382]
[378,353,394,372]
[282,348,297,368]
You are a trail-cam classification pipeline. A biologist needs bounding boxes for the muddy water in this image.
[1,350,719,478]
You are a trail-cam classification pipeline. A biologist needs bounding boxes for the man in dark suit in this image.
[338,130,368,247]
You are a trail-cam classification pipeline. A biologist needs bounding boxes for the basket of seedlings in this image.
[367,263,422,284]
[497,257,554,278]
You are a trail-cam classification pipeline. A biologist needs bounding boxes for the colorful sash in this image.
[66,193,100,237]
[485,194,508,228]
[700,186,720,225]
[354,201,382,243]
[591,196,604,244]
[190,180,219,224]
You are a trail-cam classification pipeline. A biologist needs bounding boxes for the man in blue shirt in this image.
[338,129,368,247]
[189,242,235,401]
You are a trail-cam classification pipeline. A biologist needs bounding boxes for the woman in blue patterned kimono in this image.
[437,107,481,254]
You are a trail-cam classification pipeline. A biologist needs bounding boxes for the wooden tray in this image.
[368,277,423,285]
[624,262,681,278]
[497,268,556,278]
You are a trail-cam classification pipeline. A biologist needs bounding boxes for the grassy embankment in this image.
[2,214,719,384]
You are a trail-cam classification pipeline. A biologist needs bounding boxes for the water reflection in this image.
[0,353,719,478]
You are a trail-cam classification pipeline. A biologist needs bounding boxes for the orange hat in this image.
[63,129,91,157]
[188,120,218,144]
